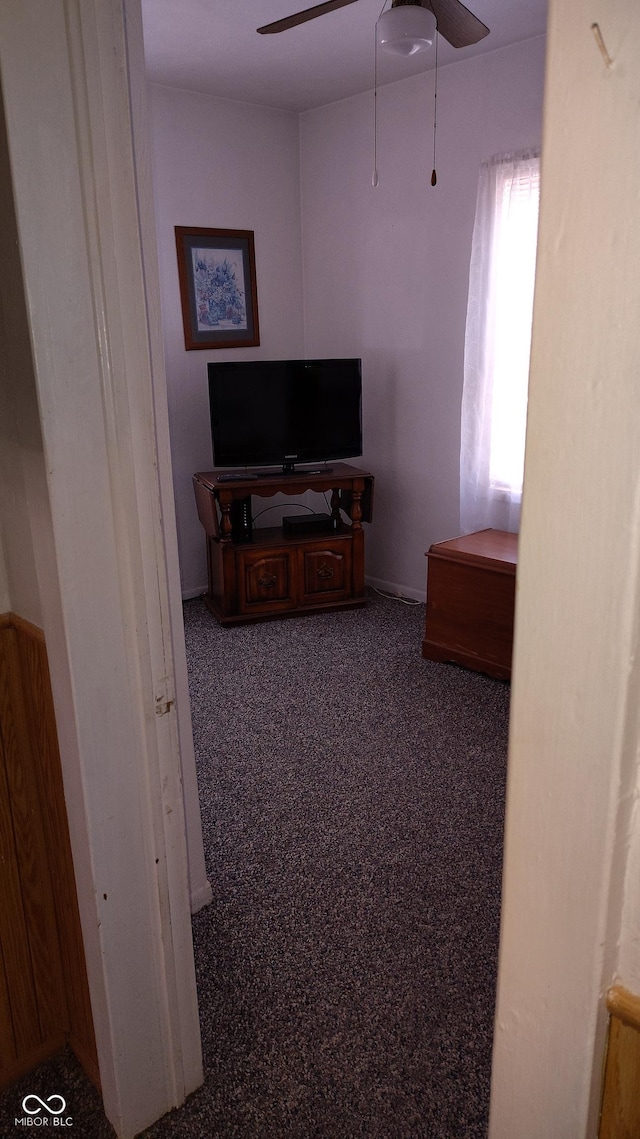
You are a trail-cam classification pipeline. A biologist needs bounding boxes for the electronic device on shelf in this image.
[208,358,362,475]
[216,471,259,481]
[282,512,337,535]
[229,496,253,544]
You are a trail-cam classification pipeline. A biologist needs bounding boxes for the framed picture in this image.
[175,227,260,350]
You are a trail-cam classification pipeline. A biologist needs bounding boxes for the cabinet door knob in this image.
[317,563,335,581]
[257,573,277,589]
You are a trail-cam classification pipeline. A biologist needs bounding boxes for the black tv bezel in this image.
[207,357,363,473]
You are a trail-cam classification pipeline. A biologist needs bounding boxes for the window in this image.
[460,149,540,534]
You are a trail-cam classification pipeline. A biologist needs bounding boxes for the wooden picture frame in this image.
[175,226,260,350]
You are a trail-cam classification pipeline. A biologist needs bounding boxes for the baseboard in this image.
[599,985,640,1138]
[190,878,213,914]
[185,580,425,605]
[182,585,207,601]
[365,576,424,604]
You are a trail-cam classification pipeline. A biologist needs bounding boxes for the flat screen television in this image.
[208,358,362,473]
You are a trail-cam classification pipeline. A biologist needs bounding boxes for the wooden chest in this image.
[422,529,518,680]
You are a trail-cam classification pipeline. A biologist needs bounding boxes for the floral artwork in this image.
[192,248,247,331]
[175,227,259,350]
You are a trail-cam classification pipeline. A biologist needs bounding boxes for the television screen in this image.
[208,359,362,471]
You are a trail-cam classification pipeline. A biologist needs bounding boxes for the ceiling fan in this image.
[257,0,490,51]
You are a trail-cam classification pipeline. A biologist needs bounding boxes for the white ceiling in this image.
[141,0,548,114]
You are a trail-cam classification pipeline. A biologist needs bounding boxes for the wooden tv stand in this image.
[193,463,374,625]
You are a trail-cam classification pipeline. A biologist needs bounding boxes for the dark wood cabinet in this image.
[194,463,374,625]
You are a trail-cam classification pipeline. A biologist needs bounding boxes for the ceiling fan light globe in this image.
[396,39,424,56]
[377,6,437,56]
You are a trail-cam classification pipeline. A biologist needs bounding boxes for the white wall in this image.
[149,86,305,596]
[300,37,546,598]
[151,39,545,601]
[0,83,45,628]
[0,351,46,629]
[489,2,640,1136]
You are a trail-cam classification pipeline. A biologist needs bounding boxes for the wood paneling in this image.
[600,985,640,1139]
[0,613,98,1090]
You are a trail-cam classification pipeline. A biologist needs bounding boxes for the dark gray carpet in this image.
[148,590,509,1138]
[0,590,509,1138]
[0,1049,113,1137]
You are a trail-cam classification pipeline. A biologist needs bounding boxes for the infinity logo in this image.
[22,1095,67,1116]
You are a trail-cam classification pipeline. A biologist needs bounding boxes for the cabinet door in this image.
[301,544,351,603]
[237,550,296,615]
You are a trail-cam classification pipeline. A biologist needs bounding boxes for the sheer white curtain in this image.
[460,149,540,534]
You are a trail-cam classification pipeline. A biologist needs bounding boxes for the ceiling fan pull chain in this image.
[372,24,379,186]
[373,1,387,187]
[431,26,438,186]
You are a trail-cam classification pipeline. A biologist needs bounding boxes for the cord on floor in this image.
[371,587,422,607]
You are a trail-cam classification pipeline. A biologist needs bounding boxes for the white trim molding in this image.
[0,1,205,1134]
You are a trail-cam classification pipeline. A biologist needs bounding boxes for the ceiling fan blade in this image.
[427,0,489,48]
[258,0,360,35]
